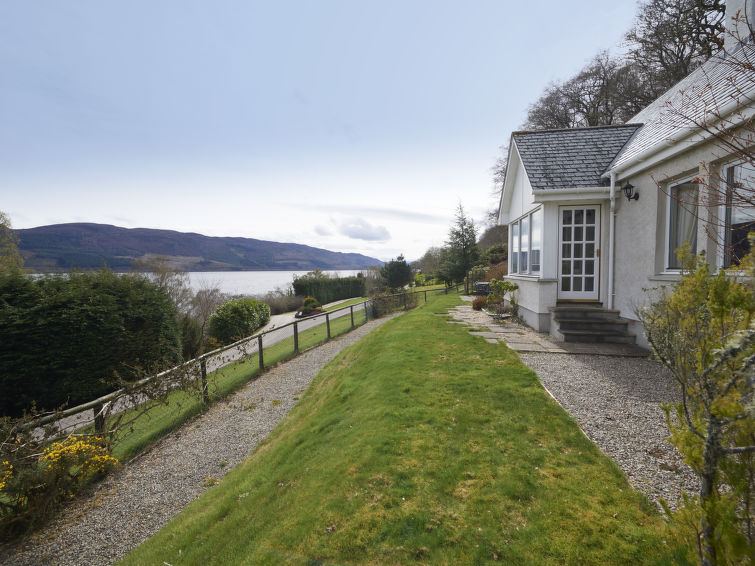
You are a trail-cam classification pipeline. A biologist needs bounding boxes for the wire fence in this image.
[26,285,461,441]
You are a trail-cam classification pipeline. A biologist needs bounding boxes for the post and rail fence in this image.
[22,285,462,439]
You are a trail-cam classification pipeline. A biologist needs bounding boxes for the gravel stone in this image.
[0,313,401,566]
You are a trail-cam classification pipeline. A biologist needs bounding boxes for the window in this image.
[509,208,542,275]
[530,208,542,273]
[511,222,519,273]
[668,180,698,269]
[724,163,755,268]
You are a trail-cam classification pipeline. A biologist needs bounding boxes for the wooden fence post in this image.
[294,322,299,354]
[258,334,264,371]
[350,305,355,328]
[326,313,331,339]
[93,402,105,434]
[200,358,209,405]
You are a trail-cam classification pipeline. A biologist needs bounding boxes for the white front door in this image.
[558,205,600,300]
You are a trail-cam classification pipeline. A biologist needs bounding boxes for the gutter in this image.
[531,186,609,202]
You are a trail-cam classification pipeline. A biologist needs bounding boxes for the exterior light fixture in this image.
[622,182,639,201]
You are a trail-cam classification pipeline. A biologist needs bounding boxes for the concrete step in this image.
[550,306,622,321]
[556,317,629,333]
[559,329,637,344]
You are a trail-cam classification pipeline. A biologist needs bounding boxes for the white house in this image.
[497,0,755,348]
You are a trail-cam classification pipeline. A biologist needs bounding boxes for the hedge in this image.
[0,270,181,417]
[292,276,365,304]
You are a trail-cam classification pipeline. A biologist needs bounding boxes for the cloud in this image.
[297,204,448,224]
[338,217,390,241]
[314,225,332,236]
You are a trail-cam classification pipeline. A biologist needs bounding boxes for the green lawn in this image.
[325,297,367,311]
[120,293,688,565]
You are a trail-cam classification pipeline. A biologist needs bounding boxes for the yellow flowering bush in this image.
[1,430,118,539]
[41,436,118,498]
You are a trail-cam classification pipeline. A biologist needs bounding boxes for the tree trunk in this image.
[700,416,723,566]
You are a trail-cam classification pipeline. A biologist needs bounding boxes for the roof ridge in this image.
[513,123,642,136]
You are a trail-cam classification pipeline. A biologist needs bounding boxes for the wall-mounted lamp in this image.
[622,182,639,201]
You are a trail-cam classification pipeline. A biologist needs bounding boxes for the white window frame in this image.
[509,207,542,276]
[665,176,699,271]
[719,161,755,269]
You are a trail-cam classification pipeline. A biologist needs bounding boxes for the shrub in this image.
[472,296,487,310]
[0,422,118,538]
[485,262,508,281]
[300,296,321,315]
[208,298,271,345]
[488,279,519,316]
[638,248,755,563]
[179,314,203,360]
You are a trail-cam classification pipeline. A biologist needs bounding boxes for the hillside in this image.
[15,223,383,272]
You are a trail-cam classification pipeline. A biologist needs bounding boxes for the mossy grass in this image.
[120,294,689,565]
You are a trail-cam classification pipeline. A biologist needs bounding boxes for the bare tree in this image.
[626,0,725,104]
[132,255,194,314]
[524,52,647,130]
[523,1,724,132]
[190,284,228,335]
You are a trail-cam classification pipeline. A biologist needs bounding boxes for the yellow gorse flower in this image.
[0,460,13,493]
[41,437,118,478]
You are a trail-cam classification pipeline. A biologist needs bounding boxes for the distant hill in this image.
[15,223,383,272]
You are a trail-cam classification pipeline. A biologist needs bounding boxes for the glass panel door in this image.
[558,205,600,300]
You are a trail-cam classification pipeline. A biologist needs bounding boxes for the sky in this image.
[0,1,639,262]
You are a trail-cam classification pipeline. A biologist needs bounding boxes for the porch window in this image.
[530,208,542,273]
[511,222,519,273]
[668,180,698,269]
[723,163,755,268]
[509,208,542,275]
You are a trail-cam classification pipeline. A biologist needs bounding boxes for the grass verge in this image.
[120,293,689,565]
[111,307,370,461]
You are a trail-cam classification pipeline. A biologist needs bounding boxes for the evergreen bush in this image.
[0,270,181,417]
[207,298,271,345]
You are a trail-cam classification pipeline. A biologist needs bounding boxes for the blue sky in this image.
[1,1,638,261]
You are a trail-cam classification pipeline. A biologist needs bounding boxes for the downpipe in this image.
[608,172,616,310]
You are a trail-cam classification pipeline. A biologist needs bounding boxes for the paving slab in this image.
[451,300,649,357]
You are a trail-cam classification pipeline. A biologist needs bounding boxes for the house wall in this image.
[504,276,557,331]
[500,156,536,224]
[613,142,731,348]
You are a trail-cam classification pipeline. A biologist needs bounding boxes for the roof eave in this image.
[532,186,610,202]
[604,97,755,180]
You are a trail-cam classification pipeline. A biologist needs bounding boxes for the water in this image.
[185,270,363,296]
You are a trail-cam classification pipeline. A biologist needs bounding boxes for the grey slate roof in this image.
[610,44,755,172]
[513,124,641,190]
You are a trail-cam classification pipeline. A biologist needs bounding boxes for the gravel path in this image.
[0,313,401,566]
[519,352,699,509]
